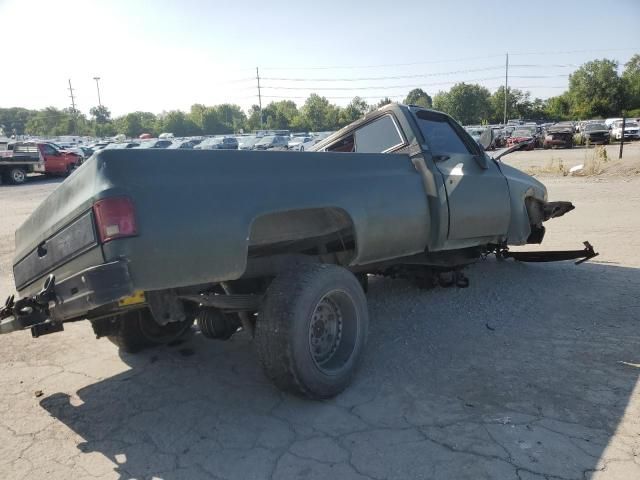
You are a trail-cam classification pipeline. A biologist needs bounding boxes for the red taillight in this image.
[93,197,137,243]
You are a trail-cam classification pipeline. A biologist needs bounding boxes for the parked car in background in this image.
[103,142,140,150]
[543,123,574,149]
[237,135,261,150]
[288,135,316,151]
[54,143,88,160]
[196,136,239,150]
[79,146,94,158]
[89,142,111,151]
[136,139,173,149]
[168,139,200,149]
[464,127,486,144]
[604,118,622,128]
[253,135,289,150]
[506,128,535,150]
[611,120,640,141]
[575,122,610,145]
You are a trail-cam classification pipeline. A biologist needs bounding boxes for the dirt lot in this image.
[0,152,639,480]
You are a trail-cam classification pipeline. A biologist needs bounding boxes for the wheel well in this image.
[248,207,357,260]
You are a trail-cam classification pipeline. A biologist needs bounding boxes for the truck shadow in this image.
[39,259,640,479]
[0,175,64,188]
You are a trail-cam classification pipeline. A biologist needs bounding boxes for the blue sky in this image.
[1,0,638,116]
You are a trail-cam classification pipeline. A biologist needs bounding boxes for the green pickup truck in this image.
[0,104,595,399]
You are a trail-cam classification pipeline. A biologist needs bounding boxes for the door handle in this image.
[433,155,450,162]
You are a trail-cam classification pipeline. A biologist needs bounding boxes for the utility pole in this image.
[68,79,77,134]
[256,67,263,128]
[503,53,509,125]
[93,76,102,107]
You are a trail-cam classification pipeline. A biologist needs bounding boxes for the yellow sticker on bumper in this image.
[118,290,146,306]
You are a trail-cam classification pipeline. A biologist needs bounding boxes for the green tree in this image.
[90,105,111,124]
[376,97,393,108]
[622,54,640,111]
[433,83,491,124]
[214,104,246,133]
[299,94,333,131]
[339,97,368,126]
[544,93,571,120]
[114,111,157,137]
[245,105,262,131]
[0,107,36,136]
[567,59,624,118]
[489,87,531,123]
[404,88,432,108]
[25,107,80,135]
[156,110,199,136]
[261,100,298,130]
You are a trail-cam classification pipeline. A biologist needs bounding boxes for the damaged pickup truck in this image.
[0,104,596,399]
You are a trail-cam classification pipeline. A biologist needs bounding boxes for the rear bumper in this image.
[1,260,133,335]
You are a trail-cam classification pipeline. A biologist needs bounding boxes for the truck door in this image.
[414,110,511,241]
[39,143,63,174]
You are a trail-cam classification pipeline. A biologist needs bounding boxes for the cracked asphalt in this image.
[0,168,639,479]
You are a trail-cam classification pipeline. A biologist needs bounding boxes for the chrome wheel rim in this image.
[12,170,25,183]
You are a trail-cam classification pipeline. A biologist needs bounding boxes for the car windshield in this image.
[238,136,259,147]
[256,136,276,145]
[511,130,532,137]
[617,121,638,128]
[200,137,224,146]
[137,140,157,148]
[586,123,607,131]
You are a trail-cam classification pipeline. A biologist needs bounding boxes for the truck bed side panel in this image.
[15,149,431,294]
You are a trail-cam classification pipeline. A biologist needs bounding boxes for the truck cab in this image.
[38,142,82,175]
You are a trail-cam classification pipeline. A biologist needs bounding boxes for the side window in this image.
[354,115,404,153]
[415,111,476,156]
[325,135,355,152]
[41,144,56,155]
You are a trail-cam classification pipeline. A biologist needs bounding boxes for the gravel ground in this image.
[0,159,639,480]
[504,141,640,176]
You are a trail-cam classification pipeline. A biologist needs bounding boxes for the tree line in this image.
[1,55,639,139]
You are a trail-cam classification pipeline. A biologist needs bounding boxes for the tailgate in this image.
[13,210,98,290]
[12,158,108,295]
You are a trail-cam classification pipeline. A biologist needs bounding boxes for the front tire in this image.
[98,308,194,353]
[255,264,368,399]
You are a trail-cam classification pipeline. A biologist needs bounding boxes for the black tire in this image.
[4,167,27,185]
[255,263,368,399]
[105,308,193,353]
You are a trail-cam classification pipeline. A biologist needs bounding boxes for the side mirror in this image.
[474,154,489,169]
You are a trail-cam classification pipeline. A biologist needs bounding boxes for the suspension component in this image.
[196,308,241,340]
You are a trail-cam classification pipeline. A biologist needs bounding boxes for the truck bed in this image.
[14,149,431,299]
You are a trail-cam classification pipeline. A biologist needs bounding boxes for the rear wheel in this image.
[255,264,368,399]
[95,308,194,353]
[4,167,27,185]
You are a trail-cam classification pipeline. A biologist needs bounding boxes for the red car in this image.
[506,129,535,151]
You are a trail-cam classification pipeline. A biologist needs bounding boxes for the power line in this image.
[509,47,640,57]
[259,54,506,71]
[261,65,505,82]
[261,94,407,100]
[260,76,506,91]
